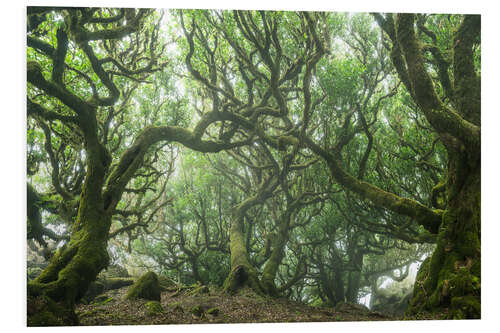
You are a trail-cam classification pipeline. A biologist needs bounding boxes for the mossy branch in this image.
[305,136,443,234]
[103,124,253,212]
[395,14,480,153]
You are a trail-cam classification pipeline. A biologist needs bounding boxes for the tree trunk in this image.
[408,160,480,318]
[27,205,111,325]
[223,207,265,295]
[346,252,364,303]
[27,147,111,326]
[223,179,278,295]
[391,13,481,319]
[223,219,264,295]
[260,224,289,296]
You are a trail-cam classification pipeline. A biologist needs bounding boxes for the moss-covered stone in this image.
[144,301,164,316]
[125,271,161,301]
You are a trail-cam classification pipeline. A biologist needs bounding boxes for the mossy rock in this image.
[145,301,164,316]
[125,271,161,301]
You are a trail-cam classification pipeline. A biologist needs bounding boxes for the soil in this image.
[76,284,404,326]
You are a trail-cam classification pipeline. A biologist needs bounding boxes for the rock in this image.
[145,301,164,316]
[125,271,162,301]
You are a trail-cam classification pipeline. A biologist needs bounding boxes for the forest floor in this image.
[76,284,404,326]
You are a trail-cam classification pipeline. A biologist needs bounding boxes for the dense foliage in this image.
[26,7,480,325]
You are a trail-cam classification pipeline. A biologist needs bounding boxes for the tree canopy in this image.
[26,7,480,325]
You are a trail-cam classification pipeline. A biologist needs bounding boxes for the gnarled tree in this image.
[371,13,480,318]
[27,7,252,325]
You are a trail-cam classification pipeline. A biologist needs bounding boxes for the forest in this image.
[26,6,481,326]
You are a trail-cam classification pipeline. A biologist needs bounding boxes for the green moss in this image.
[104,277,134,290]
[223,264,264,296]
[189,284,210,295]
[449,295,480,319]
[92,296,112,306]
[225,210,267,296]
[168,302,184,312]
[27,295,78,326]
[125,271,161,301]
[408,201,480,319]
[145,301,164,316]
[191,305,203,317]
[407,257,431,314]
[77,308,105,319]
[83,280,105,302]
[449,268,480,297]
[206,307,220,316]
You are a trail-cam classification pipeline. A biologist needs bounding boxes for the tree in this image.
[372,13,480,318]
[131,152,232,286]
[26,7,480,323]
[26,7,251,325]
[176,8,332,295]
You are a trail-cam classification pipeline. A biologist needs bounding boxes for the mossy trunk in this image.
[223,181,278,296]
[408,162,480,319]
[223,209,265,295]
[27,211,111,325]
[260,231,287,296]
[376,13,481,319]
[27,151,111,326]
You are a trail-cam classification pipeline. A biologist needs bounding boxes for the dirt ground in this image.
[76,284,401,326]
